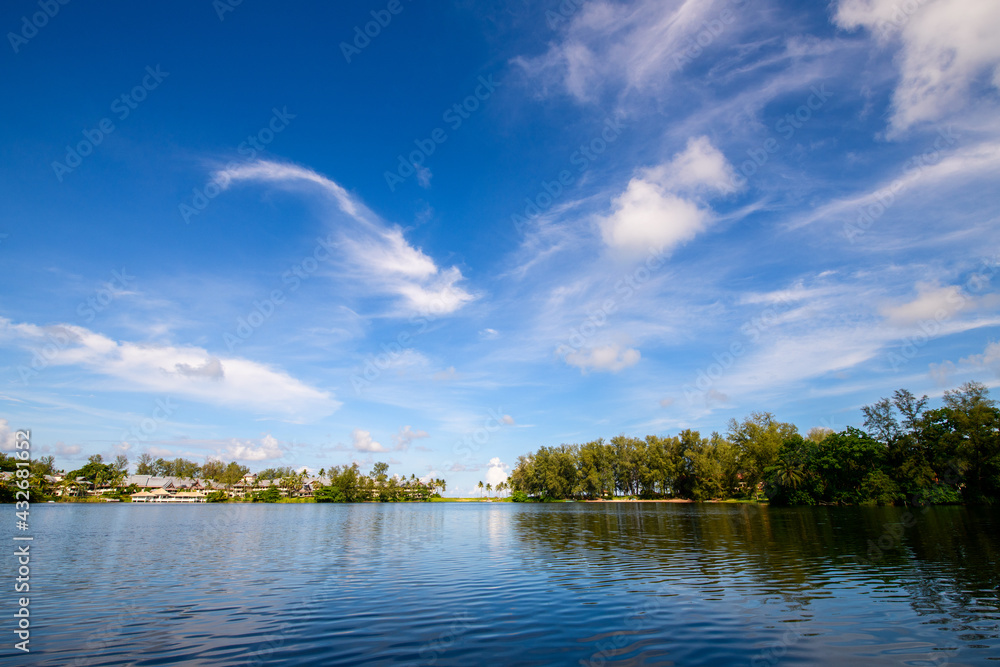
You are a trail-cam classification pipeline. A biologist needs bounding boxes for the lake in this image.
[7,502,1000,665]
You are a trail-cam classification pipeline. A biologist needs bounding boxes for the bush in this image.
[314,485,346,503]
[860,469,902,506]
[253,486,282,503]
[206,491,228,503]
[510,490,529,503]
[916,483,962,505]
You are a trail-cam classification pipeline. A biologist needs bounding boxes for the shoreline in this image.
[585,498,695,503]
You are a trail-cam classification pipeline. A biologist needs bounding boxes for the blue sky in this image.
[1,0,999,495]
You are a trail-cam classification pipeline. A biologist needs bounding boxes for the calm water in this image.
[5,503,1000,666]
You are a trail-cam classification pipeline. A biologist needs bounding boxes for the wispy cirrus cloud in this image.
[564,343,641,373]
[392,425,430,451]
[514,0,732,102]
[791,140,1000,229]
[216,160,476,317]
[879,282,969,325]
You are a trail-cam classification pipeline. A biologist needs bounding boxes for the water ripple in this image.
[5,503,999,665]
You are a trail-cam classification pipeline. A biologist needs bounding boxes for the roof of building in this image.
[125,475,205,488]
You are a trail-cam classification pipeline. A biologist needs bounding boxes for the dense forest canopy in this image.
[509,382,1000,505]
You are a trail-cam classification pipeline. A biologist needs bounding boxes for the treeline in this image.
[509,382,1000,506]
[0,451,444,503]
[134,453,249,483]
[312,462,446,503]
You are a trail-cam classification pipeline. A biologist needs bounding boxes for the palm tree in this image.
[769,462,806,490]
[60,478,84,498]
[486,482,492,499]
[477,480,483,498]
[109,467,127,494]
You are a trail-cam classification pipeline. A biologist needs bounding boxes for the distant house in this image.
[298,477,331,498]
[124,475,210,491]
[131,488,207,503]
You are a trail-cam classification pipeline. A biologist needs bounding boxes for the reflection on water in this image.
[9,503,999,666]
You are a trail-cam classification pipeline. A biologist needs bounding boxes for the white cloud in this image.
[515,0,730,101]
[433,366,457,381]
[485,457,509,487]
[929,359,956,386]
[792,140,1000,229]
[960,340,1000,374]
[393,425,430,451]
[217,160,475,317]
[600,137,735,255]
[564,343,641,373]
[174,357,224,380]
[446,462,479,473]
[351,428,386,452]
[659,397,675,408]
[501,414,515,425]
[0,419,15,452]
[224,434,284,462]
[929,340,1000,386]
[147,446,175,458]
[415,164,432,188]
[601,183,708,253]
[880,282,967,325]
[55,442,82,457]
[706,389,729,405]
[646,136,738,195]
[835,0,1000,133]
[479,328,500,340]
[0,318,338,421]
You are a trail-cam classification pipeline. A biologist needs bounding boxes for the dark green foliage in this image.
[313,463,442,503]
[67,454,114,485]
[510,383,1000,506]
[0,454,17,472]
[314,485,346,503]
[258,466,297,481]
[135,454,202,478]
[1,453,444,504]
[253,485,282,503]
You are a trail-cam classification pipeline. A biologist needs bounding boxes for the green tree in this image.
[34,455,56,477]
[68,455,114,490]
[314,484,346,503]
[942,381,1000,502]
[728,412,798,496]
[201,458,225,481]
[135,453,155,475]
[576,438,613,498]
[220,461,250,489]
[806,427,833,443]
[253,485,281,503]
[812,427,892,504]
